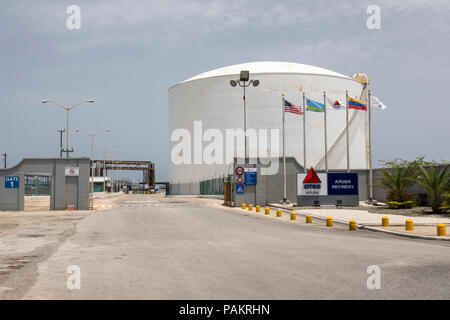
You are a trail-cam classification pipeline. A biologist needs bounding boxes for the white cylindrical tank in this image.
[169,61,366,184]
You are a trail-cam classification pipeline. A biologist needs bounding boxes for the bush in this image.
[386,201,415,209]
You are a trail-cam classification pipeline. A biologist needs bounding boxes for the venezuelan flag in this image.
[348,97,367,111]
[306,98,324,112]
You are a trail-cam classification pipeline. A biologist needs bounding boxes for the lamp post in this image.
[57,129,65,158]
[229,71,260,161]
[41,99,95,158]
[74,128,111,209]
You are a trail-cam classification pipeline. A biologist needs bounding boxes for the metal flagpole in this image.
[303,93,307,173]
[282,94,287,202]
[323,92,328,173]
[346,90,350,172]
[368,90,373,202]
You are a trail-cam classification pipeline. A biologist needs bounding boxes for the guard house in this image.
[0,158,90,211]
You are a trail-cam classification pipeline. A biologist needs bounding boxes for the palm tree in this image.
[378,160,419,202]
[417,166,449,213]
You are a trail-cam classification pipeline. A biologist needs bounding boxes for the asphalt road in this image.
[2,194,450,299]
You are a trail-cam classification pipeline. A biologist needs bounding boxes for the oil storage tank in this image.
[169,61,367,192]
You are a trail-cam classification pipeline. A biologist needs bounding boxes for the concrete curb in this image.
[268,204,450,242]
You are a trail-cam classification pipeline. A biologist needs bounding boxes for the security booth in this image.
[297,168,359,206]
[0,158,90,211]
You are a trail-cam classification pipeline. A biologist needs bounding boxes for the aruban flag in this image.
[306,98,324,112]
[284,99,304,115]
[327,97,346,110]
[348,97,367,111]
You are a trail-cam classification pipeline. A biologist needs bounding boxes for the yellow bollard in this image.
[276,209,282,217]
[437,224,447,236]
[290,211,296,220]
[326,217,333,227]
[306,215,312,223]
[405,219,414,231]
[248,204,253,211]
[349,220,357,231]
[242,203,246,210]
[265,207,270,215]
[382,216,389,227]
[256,205,261,213]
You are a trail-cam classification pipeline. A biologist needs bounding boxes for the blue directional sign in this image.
[235,184,245,194]
[244,168,257,185]
[5,176,19,189]
[327,173,358,196]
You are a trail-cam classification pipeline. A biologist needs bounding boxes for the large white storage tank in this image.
[169,61,367,185]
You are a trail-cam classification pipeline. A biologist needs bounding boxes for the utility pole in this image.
[1,153,6,168]
[58,129,65,158]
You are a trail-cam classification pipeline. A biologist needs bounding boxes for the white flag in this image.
[371,95,387,110]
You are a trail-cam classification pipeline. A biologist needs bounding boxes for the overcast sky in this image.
[0,0,449,181]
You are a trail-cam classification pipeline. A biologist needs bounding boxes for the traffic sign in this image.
[5,176,19,189]
[236,176,245,184]
[235,184,245,194]
[235,166,244,176]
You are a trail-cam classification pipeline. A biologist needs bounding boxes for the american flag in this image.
[284,99,304,115]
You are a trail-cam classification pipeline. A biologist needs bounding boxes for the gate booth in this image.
[297,168,359,206]
[0,158,90,211]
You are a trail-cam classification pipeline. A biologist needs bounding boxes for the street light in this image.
[74,128,111,209]
[41,99,95,158]
[229,70,260,161]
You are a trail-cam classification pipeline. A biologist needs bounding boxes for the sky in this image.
[0,0,449,181]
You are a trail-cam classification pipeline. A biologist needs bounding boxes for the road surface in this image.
[1,194,449,299]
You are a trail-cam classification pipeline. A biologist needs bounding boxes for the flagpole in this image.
[282,94,287,203]
[323,91,328,173]
[346,90,350,172]
[302,92,306,173]
[368,89,373,202]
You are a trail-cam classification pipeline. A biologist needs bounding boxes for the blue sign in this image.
[5,176,19,189]
[236,184,245,194]
[244,169,257,185]
[327,173,358,195]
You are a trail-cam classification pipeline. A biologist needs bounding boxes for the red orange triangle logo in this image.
[303,167,321,183]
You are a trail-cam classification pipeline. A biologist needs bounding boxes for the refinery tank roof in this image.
[176,61,351,86]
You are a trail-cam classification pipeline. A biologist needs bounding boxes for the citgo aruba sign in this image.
[297,168,328,196]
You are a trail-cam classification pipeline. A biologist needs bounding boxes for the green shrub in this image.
[387,201,415,209]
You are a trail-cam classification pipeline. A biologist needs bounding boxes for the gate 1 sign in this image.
[5,176,19,189]
[327,173,358,195]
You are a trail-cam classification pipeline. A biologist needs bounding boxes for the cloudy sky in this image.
[0,0,449,180]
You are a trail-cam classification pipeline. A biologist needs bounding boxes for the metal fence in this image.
[199,175,233,195]
[24,175,51,196]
